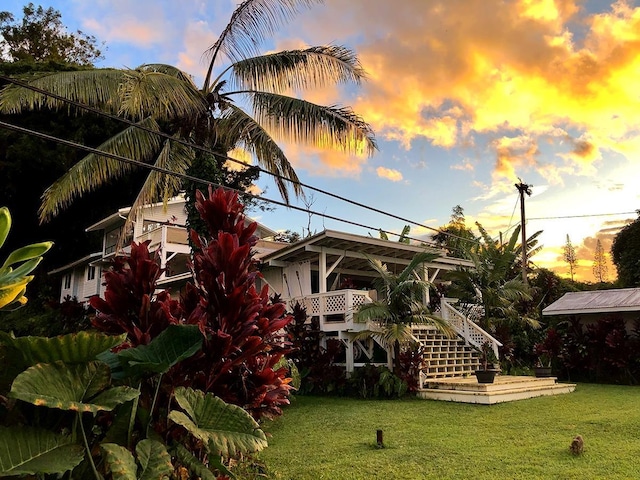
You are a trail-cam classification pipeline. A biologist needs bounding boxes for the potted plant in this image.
[534,353,553,378]
[475,341,500,384]
[533,328,561,378]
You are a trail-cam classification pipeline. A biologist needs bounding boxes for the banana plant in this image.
[0,206,52,310]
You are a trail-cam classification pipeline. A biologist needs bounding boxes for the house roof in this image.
[48,252,103,275]
[260,229,473,274]
[542,288,640,316]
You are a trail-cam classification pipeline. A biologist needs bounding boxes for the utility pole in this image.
[515,180,532,285]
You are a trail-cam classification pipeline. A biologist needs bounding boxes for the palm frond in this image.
[119,69,207,122]
[397,251,439,283]
[128,138,193,215]
[249,92,377,156]
[219,105,302,202]
[409,313,457,338]
[354,302,392,323]
[204,0,322,80]
[39,118,163,222]
[138,64,199,86]
[0,69,125,114]
[228,45,365,94]
[121,139,194,241]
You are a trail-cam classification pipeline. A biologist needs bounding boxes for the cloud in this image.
[296,0,640,182]
[376,166,403,182]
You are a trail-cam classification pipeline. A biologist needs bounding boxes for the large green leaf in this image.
[172,444,218,480]
[10,361,139,413]
[0,331,126,366]
[101,440,172,480]
[0,242,52,274]
[101,443,138,480]
[0,207,10,249]
[116,324,203,377]
[168,387,267,458]
[0,426,84,476]
[136,439,173,480]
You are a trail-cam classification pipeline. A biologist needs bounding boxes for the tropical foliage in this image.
[0,329,268,479]
[0,190,287,478]
[611,213,640,287]
[0,0,377,230]
[0,206,51,311]
[0,3,103,66]
[431,205,477,259]
[355,251,455,375]
[91,187,294,420]
[446,224,539,333]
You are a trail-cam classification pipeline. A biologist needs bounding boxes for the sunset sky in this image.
[4,0,640,282]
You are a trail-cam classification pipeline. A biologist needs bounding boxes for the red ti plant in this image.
[177,187,293,419]
[90,241,182,348]
[91,187,294,420]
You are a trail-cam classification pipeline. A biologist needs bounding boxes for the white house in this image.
[50,199,505,384]
[49,195,286,303]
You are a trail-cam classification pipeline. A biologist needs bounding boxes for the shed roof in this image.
[542,288,640,316]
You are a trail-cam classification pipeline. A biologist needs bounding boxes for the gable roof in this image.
[542,288,640,316]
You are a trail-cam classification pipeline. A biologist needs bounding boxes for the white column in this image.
[319,248,327,293]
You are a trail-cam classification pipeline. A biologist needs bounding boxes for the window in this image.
[87,266,96,281]
[64,274,71,289]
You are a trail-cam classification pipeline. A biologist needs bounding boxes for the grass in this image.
[258,384,640,479]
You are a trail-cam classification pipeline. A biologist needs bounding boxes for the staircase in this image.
[413,326,481,379]
[412,298,502,381]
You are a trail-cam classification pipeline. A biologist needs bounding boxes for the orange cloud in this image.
[376,166,403,182]
[300,0,640,182]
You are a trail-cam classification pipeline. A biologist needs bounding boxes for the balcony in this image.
[292,289,375,331]
[135,224,188,250]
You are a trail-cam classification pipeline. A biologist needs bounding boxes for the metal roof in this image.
[260,229,473,274]
[542,288,640,316]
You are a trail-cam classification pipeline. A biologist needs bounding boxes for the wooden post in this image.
[376,429,384,448]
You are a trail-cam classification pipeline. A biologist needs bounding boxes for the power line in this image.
[0,73,479,246]
[528,211,637,221]
[0,119,448,247]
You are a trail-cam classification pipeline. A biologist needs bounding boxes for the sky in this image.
[3,0,640,282]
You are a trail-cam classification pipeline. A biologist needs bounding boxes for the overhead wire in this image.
[0,73,480,246]
[0,119,450,248]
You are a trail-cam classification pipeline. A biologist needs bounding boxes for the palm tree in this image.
[447,223,539,332]
[354,251,455,375]
[0,0,376,226]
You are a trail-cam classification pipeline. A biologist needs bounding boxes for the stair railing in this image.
[440,297,502,359]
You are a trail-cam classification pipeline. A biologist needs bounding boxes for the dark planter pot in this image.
[534,366,553,378]
[475,369,498,384]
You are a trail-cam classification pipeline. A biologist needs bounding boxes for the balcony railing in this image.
[135,225,188,249]
[291,289,374,331]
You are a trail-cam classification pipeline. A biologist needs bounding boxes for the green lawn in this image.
[258,384,640,479]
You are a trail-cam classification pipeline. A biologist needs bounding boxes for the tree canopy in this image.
[0,3,103,67]
[611,213,640,287]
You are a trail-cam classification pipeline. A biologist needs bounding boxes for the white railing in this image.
[440,297,502,359]
[135,225,188,249]
[291,289,373,331]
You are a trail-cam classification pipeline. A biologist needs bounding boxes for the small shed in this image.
[542,288,640,329]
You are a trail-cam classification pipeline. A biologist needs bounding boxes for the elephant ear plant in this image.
[0,328,268,479]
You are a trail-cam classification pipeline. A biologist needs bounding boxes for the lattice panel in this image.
[352,293,369,308]
[308,297,321,315]
[324,294,346,313]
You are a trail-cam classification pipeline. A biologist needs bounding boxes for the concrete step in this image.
[417,376,577,404]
